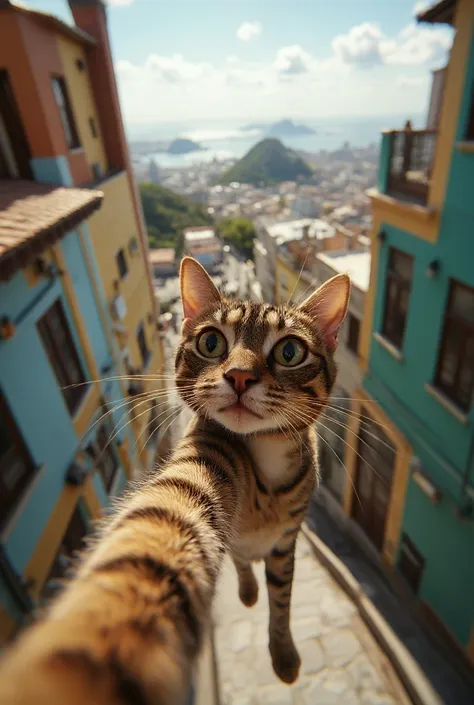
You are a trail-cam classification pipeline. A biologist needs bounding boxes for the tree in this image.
[218,218,256,260]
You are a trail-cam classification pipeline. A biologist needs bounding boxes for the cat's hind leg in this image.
[265,537,300,684]
[233,557,259,607]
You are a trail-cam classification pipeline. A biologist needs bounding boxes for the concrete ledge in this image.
[301,522,445,705]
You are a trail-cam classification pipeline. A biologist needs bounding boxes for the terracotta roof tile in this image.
[0,180,103,281]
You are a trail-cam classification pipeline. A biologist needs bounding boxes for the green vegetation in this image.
[139,182,212,254]
[219,138,312,186]
[218,217,256,260]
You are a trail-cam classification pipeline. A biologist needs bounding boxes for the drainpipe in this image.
[0,544,33,615]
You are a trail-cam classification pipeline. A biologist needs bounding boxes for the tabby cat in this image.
[0,257,350,705]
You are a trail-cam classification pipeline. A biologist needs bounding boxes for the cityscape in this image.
[0,0,473,704]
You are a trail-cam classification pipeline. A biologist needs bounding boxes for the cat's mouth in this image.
[219,401,264,419]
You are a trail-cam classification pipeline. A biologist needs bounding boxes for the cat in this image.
[0,257,350,705]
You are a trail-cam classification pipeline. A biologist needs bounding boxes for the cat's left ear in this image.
[297,273,351,352]
[180,256,221,327]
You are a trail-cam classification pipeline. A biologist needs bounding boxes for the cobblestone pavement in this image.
[213,534,412,705]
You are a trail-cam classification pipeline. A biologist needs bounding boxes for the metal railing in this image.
[387,129,437,205]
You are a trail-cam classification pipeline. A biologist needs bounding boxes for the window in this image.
[346,314,360,355]
[37,300,86,414]
[116,248,128,279]
[435,280,474,411]
[51,77,80,150]
[42,505,87,600]
[0,70,32,178]
[381,248,414,349]
[89,116,97,138]
[137,321,150,369]
[466,90,474,140]
[88,425,119,492]
[0,393,35,527]
[319,386,350,501]
[398,534,425,594]
[90,162,103,181]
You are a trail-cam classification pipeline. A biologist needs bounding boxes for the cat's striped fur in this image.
[0,257,350,704]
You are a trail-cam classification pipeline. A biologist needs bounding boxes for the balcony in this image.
[379,129,437,206]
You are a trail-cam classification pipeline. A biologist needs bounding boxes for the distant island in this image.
[218,138,312,186]
[129,137,205,156]
[167,138,205,155]
[267,119,316,138]
[241,119,316,138]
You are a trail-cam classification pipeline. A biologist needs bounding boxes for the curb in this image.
[301,522,445,705]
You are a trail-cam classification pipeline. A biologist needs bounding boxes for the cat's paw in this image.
[239,582,258,608]
[270,640,301,684]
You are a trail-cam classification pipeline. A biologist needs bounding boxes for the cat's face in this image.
[176,258,350,436]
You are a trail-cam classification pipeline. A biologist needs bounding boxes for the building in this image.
[347,0,474,666]
[149,248,177,279]
[0,0,164,641]
[255,216,340,303]
[183,226,222,272]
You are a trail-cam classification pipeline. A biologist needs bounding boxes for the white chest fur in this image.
[245,435,301,490]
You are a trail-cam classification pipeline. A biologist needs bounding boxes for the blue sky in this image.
[24,0,453,132]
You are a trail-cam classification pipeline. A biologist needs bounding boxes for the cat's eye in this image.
[197,329,227,359]
[272,337,307,367]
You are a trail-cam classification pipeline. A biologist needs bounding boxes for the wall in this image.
[86,171,158,374]
[56,34,107,178]
[401,479,474,647]
[0,9,89,184]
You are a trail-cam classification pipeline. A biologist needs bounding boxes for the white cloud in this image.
[333,23,384,68]
[413,1,430,14]
[333,21,453,68]
[106,0,135,5]
[236,21,262,42]
[396,75,428,89]
[273,45,313,76]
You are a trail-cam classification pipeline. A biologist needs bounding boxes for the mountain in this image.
[167,138,205,155]
[267,119,316,137]
[218,138,312,186]
[139,183,212,253]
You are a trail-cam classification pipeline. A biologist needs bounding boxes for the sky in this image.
[23,0,453,134]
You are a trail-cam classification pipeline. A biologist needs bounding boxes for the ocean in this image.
[131,113,423,168]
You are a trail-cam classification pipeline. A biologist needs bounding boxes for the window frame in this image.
[116,248,128,280]
[346,313,360,355]
[88,425,119,492]
[381,247,414,350]
[37,300,87,415]
[137,321,151,369]
[51,76,80,151]
[435,280,474,411]
[398,533,425,594]
[0,393,36,528]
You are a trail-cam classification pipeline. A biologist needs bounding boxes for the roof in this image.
[187,242,222,255]
[149,248,176,265]
[317,250,371,292]
[417,0,456,24]
[2,1,96,45]
[184,228,216,242]
[0,180,103,281]
[266,218,336,246]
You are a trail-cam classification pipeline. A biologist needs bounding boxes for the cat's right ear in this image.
[180,257,221,330]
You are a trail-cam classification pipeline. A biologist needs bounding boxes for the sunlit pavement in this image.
[212,534,413,705]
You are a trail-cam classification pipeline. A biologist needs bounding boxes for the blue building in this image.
[341,0,474,666]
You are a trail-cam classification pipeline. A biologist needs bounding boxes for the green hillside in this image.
[139,182,212,253]
[219,138,312,186]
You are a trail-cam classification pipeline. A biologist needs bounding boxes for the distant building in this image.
[149,248,177,278]
[148,159,161,184]
[184,226,222,272]
[0,0,164,641]
[254,216,342,302]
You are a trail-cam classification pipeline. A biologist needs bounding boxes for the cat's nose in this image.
[224,368,259,395]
